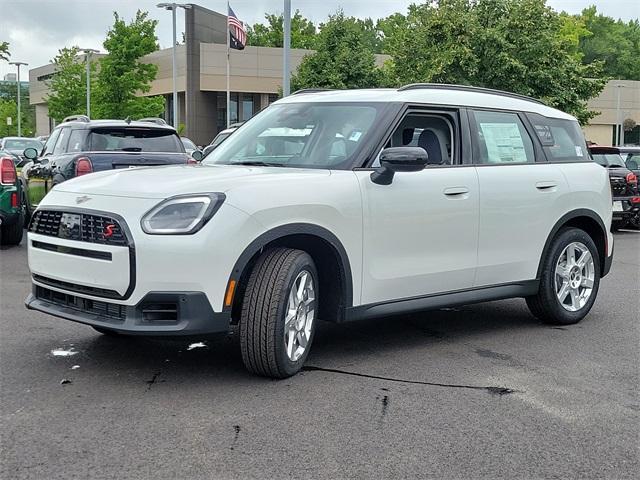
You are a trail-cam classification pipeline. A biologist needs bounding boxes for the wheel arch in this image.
[537,209,609,279]
[227,223,353,324]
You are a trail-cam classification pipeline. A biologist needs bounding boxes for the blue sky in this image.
[1,0,638,78]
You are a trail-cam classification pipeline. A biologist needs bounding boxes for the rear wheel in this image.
[526,227,600,325]
[239,248,318,378]
[0,212,24,246]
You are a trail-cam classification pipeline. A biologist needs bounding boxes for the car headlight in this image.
[141,193,225,235]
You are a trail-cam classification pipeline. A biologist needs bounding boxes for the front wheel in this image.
[239,248,318,378]
[526,227,600,325]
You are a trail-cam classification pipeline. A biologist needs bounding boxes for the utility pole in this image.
[80,48,98,117]
[157,3,192,128]
[8,61,28,137]
[283,0,291,96]
[615,83,625,146]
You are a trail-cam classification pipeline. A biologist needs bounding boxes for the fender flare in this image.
[536,208,608,279]
[226,223,354,311]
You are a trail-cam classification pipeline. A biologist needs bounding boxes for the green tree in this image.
[247,10,317,49]
[578,6,640,81]
[0,41,9,61]
[290,11,383,91]
[382,0,606,124]
[0,98,33,137]
[0,81,35,134]
[46,46,92,122]
[93,10,164,119]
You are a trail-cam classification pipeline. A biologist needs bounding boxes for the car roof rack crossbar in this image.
[291,88,335,95]
[61,114,90,123]
[398,83,545,105]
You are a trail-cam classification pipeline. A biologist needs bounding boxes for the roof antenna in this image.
[124,116,132,125]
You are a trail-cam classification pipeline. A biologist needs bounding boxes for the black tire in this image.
[239,247,318,378]
[92,326,122,336]
[526,227,600,325]
[0,212,24,246]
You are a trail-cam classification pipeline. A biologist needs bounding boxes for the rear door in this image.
[470,109,570,286]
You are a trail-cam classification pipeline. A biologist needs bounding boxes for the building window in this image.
[241,93,253,121]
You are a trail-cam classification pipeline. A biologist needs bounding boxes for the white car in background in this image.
[25,85,613,378]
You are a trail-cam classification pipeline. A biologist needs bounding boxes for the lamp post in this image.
[8,61,28,137]
[614,83,625,146]
[80,48,99,117]
[157,3,192,128]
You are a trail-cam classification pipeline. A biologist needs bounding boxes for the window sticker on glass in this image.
[534,124,555,145]
[575,146,583,157]
[479,123,528,163]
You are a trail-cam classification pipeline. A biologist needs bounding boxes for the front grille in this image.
[33,275,121,299]
[29,210,128,246]
[36,286,126,321]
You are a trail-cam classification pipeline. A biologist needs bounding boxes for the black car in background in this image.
[589,146,640,230]
[20,115,202,215]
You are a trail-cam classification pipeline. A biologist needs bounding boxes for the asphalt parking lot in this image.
[1,231,638,479]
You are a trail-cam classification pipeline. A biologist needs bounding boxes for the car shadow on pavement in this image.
[55,299,542,383]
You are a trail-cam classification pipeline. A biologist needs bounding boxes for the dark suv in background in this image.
[21,115,202,215]
[589,145,640,230]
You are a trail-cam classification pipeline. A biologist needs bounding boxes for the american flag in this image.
[228,4,246,50]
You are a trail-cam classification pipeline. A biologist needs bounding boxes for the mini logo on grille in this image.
[75,195,91,204]
[103,224,116,238]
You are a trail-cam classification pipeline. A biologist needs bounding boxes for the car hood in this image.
[52,164,331,199]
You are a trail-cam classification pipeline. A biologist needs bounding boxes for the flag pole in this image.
[227,2,233,128]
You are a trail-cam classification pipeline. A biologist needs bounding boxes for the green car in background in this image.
[0,154,25,246]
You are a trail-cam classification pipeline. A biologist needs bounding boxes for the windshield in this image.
[203,102,382,169]
[591,153,626,168]
[4,139,43,151]
[181,137,197,150]
[88,128,184,153]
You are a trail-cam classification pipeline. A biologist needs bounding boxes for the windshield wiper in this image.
[230,161,285,167]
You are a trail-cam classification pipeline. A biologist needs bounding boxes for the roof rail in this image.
[61,114,90,123]
[138,117,168,125]
[397,83,545,105]
[291,88,335,95]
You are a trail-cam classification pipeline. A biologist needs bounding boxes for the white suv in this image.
[25,85,614,378]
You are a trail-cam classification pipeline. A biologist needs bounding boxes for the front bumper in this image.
[25,285,231,336]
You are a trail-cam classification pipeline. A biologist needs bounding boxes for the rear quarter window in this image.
[526,113,588,162]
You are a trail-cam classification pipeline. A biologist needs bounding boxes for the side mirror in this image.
[191,150,203,162]
[23,147,39,161]
[371,147,429,185]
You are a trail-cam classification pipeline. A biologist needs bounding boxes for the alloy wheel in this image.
[284,270,316,362]
[554,241,595,312]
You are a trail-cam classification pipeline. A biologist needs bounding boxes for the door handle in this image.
[535,181,558,191]
[443,187,469,196]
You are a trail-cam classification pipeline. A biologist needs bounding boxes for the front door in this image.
[356,109,480,306]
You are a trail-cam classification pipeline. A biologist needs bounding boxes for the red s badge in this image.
[104,224,115,238]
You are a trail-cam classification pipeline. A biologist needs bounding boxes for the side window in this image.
[471,110,535,164]
[41,128,61,156]
[53,127,71,155]
[376,112,455,166]
[67,130,86,153]
[526,113,588,162]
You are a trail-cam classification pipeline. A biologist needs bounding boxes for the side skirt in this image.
[345,280,540,322]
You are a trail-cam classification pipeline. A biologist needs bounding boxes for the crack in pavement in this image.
[302,366,517,396]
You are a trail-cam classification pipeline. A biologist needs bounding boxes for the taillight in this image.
[1,157,17,184]
[187,157,197,164]
[631,197,640,204]
[75,157,93,176]
[10,192,18,208]
[626,172,638,185]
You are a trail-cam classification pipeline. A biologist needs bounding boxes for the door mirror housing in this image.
[191,150,204,162]
[23,147,39,161]
[371,147,429,185]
